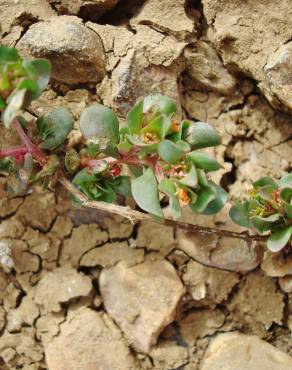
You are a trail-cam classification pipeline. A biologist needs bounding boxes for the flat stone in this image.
[17,16,105,84]
[177,229,260,273]
[261,251,292,277]
[200,332,292,370]
[131,0,194,39]
[182,260,239,304]
[100,260,184,353]
[17,190,57,232]
[227,271,284,337]
[60,224,108,267]
[180,309,225,346]
[45,307,138,370]
[34,267,92,313]
[80,241,144,268]
[184,41,236,94]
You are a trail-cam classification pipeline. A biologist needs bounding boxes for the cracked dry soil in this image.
[0,0,292,369]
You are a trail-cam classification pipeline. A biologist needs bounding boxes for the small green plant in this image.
[230,175,292,251]
[0,45,291,252]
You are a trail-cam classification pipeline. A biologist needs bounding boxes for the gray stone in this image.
[17,16,105,84]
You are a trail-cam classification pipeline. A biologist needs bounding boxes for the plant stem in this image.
[0,145,27,159]
[12,118,47,166]
[59,176,267,242]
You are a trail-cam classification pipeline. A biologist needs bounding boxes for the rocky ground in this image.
[0,0,292,369]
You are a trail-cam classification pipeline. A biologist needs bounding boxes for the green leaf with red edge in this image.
[131,168,163,218]
[267,226,292,252]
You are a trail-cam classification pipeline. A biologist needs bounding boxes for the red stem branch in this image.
[12,118,47,166]
[0,145,27,159]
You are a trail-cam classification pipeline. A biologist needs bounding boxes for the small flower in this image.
[176,188,190,205]
[171,120,180,133]
[110,164,122,177]
[143,132,159,144]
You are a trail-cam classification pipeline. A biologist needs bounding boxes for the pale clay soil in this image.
[0,0,292,369]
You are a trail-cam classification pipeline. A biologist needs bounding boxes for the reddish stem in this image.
[12,118,47,166]
[0,145,27,159]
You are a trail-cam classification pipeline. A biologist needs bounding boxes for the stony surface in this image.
[100,260,184,353]
[200,332,292,370]
[34,267,92,313]
[17,16,105,84]
[45,307,138,370]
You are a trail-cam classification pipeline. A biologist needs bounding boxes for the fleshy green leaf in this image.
[229,201,251,228]
[0,46,19,67]
[142,114,172,140]
[36,107,73,149]
[189,186,216,214]
[197,168,209,187]
[187,151,221,172]
[280,188,292,203]
[284,204,292,218]
[158,140,185,164]
[131,168,163,218]
[177,163,198,188]
[199,183,227,215]
[2,89,27,127]
[159,179,181,219]
[249,214,280,233]
[127,99,143,135]
[23,59,51,99]
[280,174,292,189]
[253,177,278,190]
[143,94,177,116]
[80,104,119,151]
[183,121,220,150]
[0,157,14,172]
[267,226,292,252]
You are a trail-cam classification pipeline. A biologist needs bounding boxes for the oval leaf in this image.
[159,179,181,219]
[229,201,251,228]
[187,151,221,172]
[37,107,73,149]
[127,99,143,135]
[189,186,216,214]
[158,140,185,164]
[143,94,177,116]
[183,121,220,150]
[267,226,292,252]
[80,104,119,149]
[131,168,163,218]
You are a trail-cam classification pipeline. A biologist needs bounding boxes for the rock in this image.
[177,230,260,273]
[261,251,292,277]
[131,0,194,39]
[17,16,105,84]
[34,267,92,313]
[17,190,57,232]
[149,340,188,369]
[182,260,239,304]
[100,260,185,353]
[11,239,40,273]
[136,222,176,257]
[60,224,108,267]
[0,196,23,218]
[180,309,225,346]
[200,332,292,370]
[202,0,292,111]
[103,216,134,240]
[279,276,292,293]
[45,307,138,370]
[0,0,55,35]
[80,241,144,268]
[6,291,39,332]
[184,41,236,94]
[227,271,284,337]
[0,217,25,239]
[94,24,184,117]
[0,239,14,271]
[36,312,65,345]
[49,0,119,18]
[0,328,44,367]
[264,42,292,110]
